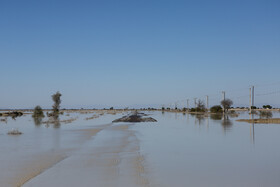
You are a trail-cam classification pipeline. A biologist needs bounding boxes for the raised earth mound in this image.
[113,112,157,123]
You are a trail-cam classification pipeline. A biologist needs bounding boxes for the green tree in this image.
[221,99,233,113]
[32,105,45,118]
[52,91,62,115]
[197,99,206,112]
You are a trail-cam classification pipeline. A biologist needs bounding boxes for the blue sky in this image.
[0,0,280,109]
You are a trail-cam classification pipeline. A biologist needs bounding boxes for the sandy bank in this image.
[237,118,280,124]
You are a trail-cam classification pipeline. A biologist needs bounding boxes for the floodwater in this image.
[0,111,280,187]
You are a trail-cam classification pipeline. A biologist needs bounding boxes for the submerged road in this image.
[23,122,150,187]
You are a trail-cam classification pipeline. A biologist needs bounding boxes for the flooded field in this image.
[1,110,280,187]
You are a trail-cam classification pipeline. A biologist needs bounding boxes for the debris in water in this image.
[7,128,23,135]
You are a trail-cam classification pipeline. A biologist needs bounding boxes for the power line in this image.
[255,81,280,88]
[255,90,280,97]
[164,83,280,109]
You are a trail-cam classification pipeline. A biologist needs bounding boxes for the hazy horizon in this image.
[1,0,279,109]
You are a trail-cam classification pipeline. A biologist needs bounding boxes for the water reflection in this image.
[53,116,61,128]
[33,117,43,126]
[259,111,273,119]
[250,113,255,144]
[209,113,234,132]
[0,118,8,124]
[206,117,209,131]
[194,114,205,125]
[43,116,61,128]
[221,115,233,132]
[210,114,223,120]
[161,111,266,144]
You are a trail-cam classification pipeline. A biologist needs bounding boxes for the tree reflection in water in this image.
[221,114,233,132]
[33,116,43,126]
[52,116,61,128]
[194,114,205,125]
[259,110,273,119]
[210,114,223,120]
[43,116,61,128]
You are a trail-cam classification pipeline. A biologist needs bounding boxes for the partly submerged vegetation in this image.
[189,99,207,113]
[32,105,45,118]
[7,128,23,135]
[210,105,223,113]
[49,91,62,118]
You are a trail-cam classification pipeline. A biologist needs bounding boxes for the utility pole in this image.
[187,99,189,109]
[249,87,252,113]
[252,86,254,107]
[194,98,197,108]
[222,91,225,101]
[206,95,209,110]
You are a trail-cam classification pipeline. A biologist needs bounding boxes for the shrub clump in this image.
[251,106,257,109]
[210,105,223,113]
[263,105,272,109]
[32,105,45,118]
[190,100,206,113]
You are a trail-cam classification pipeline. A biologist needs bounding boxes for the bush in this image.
[251,106,257,109]
[32,105,45,118]
[189,99,207,113]
[190,107,206,113]
[190,108,196,112]
[210,105,223,113]
[263,105,272,109]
